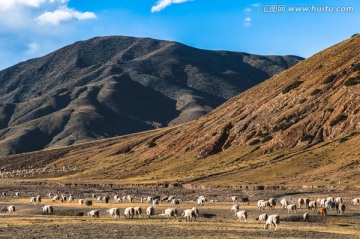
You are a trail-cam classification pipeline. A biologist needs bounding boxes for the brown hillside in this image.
[0,35,359,187]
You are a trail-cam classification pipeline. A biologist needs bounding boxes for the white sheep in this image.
[352,198,360,206]
[161,196,169,202]
[231,204,240,215]
[134,207,142,218]
[124,207,135,219]
[280,199,288,208]
[287,204,297,214]
[257,200,265,209]
[127,195,134,203]
[235,210,248,223]
[52,195,61,203]
[41,205,53,214]
[308,201,317,210]
[182,209,194,222]
[3,205,16,214]
[15,192,20,197]
[192,207,199,221]
[303,213,309,222]
[107,208,120,219]
[79,199,84,205]
[68,195,74,203]
[335,197,343,204]
[298,198,305,209]
[231,196,238,203]
[146,206,155,218]
[152,199,159,207]
[29,197,36,205]
[256,213,268,222]
[160,208,178,219]
[87,210,99,218]
[336,203,346,215]
[268,198,276,209]
[61,194,66,203]
[320,198,326,207]
[264,214,280,230]
[97,196,103,202]
[171,199,181,206]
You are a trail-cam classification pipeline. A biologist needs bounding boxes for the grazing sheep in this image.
[48,193,52,198]
[231,204,240,215]
[268,198,276,209]
[92,194,97,199]
[161,196,169,202]
[127,195,134,203]
[298,198,305,209]
[29,197,36,205]
[36,195,41,204]
[308,201,317,210]
[79,199,84,205]
[352,198,360,206]
[304,198,310,207]
[146,206,155,218]
[287,204,297,214]
[113,195,120,201]
[3,205,16,214]
[161,208,178,219]
[104,195,110,203]
[134,207,142,218]
[146,196,153,203]
[87,210,100,218]
[318,207,327,216]
[107,208,121,219]
[303,213,310,222]
[97,196,103,202]
[235,210,248,223]
[196,198,205,206]
[124,207,135,219]
[2,192,6,197]
[259,201,270,210]
[152,199,159,207]
[171,199,181,206]
[61,195,66,203]
[182,209,194,222]
[326,197,335,203]
[280,199,288,209]
[336,203,346,215]
[85,200,93,206]
[68,195,74,203]
[167,196,175,202]
[231,196,238,203]
[325,200,336,210]
[335,197,343,204]
[15,192,20,197]
[192,207,199,221]
[256,213,268,222]
[264,214,280,230]
[257,200,265,209]
[320,198,326,207]
[52,195,61,203]
[41,205,53,214]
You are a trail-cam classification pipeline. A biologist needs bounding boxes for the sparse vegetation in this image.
[327,108,334,113]
[256,131,270,138]
[301,134,314,142]
[354,109,360,114]
[347,131,359,137]
[310,89,321,96]
[353,62,360,71]
[249,139,260,145]
[339,137,349,143]
[344,76,360,86]
[261,135,273,143]
[282,80,304,94]
[323,74,336,84]
[330,114,348,126]
[273,123,291,132]
[298,98,307,104]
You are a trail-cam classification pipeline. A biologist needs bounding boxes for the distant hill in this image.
[0,36,302,155]
[0,35,359,187]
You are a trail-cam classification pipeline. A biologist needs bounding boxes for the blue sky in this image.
[0,0,359,70]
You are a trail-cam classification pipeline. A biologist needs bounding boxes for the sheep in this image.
[153,196,161,201]
[235,210,248,223]
[303,213,310,222]
[161,196,169,202]
[36,195,41,204]
[192,207,199,221]
[259,200,270,210]
[241,197,250,205]
[167,196,175,202]
[335,197,343,204]
[107,208,121,219]
[61,194,66,203]
[171,199,181,206]
[320,198,326,207]
[196,198,205,206]
[124,207,135,219]
[182,209,194,222]
[264,214,280,230]
[104,195,110,204]
[318,207,327,216]
[152,199,159,207]
[308,201,317,210]
[231,204,240,215]
[326,197,335,203]
[51,195,61,203]
[304,198,310,207]
[92,194,97,199]
[29,197,36,205]
[41,205,53,215]
[146,206,155,218]
[256,213,268,222]
[352,198,360,206]
[114,195,122,203]
[336,203,346,215]
[97,196,103,202]
[79,199,84,205]
[257,200,265,209]
[68,195,74,203]
[287,204,297,214]
[48,193,52,198]
[2,192,6,197]
[160,208,178,219]
[268,198,276,209]
[3,205,16,214]
[85,200,93,206]
[127,195,134,203]
[134,207,142,218]
[87,210,100,218]
[146,196,153,203]
[325,200,335,210]
[298,198,305,209]
[15,192,20,197]
[280,199,288,209]
[231,196,238,203]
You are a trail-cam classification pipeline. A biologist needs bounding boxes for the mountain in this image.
[0,36,302,155]
[0,35,358,187]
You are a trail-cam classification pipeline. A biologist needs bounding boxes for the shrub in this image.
[339,137,349,143]
[352,33,359,38]
[249,139,260,145]
[354,109,360,114]
[310,89,321,96]
[261,135,273,143]
[344,76,360,86]
[298,98,307,104]
[327,108,334,113]
[273,123,291,132]
[323,74,336,84]
[256,131,270,138]
[330,114,348,127]
[353,63,360,71]
[282,80,304,94]
[301,134,314,142]
[347,132,359,137]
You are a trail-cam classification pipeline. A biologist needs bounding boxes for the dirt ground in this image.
[0,186,359,239]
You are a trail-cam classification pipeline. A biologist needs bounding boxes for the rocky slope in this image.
[0,36,302,155]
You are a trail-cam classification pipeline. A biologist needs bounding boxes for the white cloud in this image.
[36,7,96,25]
[26,42,40,55]
[243,8,252,13]
[244,17,251,27]
[151,0,191,13]
[252,3,260,7]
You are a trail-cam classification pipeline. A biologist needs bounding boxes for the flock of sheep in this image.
[2,191,360,231]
